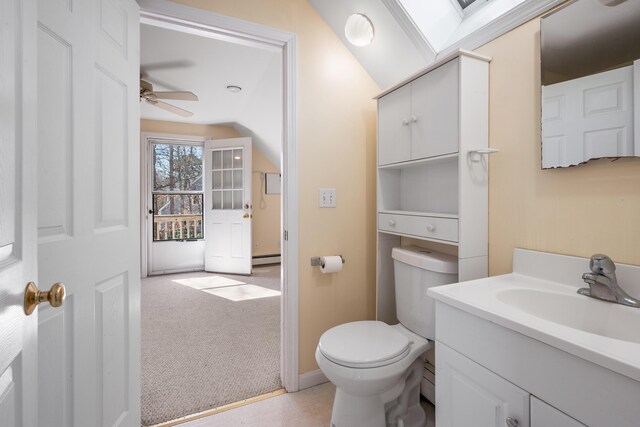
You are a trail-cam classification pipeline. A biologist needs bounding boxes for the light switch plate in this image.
[319,188,336,208]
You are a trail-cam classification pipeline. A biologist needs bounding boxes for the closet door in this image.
[411,59,459,160]
[378,83,412,165]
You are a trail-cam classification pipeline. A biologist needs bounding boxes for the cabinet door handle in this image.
[426,224,435,232]
[401,118,409,126]
[506,417,518,427]
[410,115,418,123]
[388,220,396,227]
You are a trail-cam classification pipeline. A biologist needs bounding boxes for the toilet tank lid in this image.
[392,246,458,274]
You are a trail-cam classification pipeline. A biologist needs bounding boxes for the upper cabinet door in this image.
[378,83,412,165]
[411,59,459,160]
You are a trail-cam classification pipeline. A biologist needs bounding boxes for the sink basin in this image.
[496,287,640,344]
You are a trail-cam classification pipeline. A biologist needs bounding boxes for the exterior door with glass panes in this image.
[149,139,206,274]
[204,138,253,274]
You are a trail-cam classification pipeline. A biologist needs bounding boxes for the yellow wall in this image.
[160,0,381,374]
[252,149,281,257]
[475,18,640,276]
[140,119,282,259]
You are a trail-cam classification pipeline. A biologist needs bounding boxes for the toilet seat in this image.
[318,321,411,368]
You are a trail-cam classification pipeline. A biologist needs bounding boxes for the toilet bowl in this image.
[315,246,458,427]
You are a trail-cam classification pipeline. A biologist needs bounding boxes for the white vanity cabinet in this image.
[531,397,586,427]
[437,342,587,427]
[376,50,491,324]
[436,343,530,427]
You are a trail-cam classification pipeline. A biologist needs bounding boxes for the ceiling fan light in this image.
[345,13,374,47]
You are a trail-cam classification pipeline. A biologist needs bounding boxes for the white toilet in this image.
[315,246,458,427]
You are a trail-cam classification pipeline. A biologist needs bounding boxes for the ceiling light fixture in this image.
[344,13,374,47]
[226,85,242,93]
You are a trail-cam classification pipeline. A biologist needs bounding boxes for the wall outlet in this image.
[319,188,336,208]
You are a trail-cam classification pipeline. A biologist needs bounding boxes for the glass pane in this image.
[223,190,233,209]
[153,194,203,216]
[212,150,222,170]
[233,149,243,168]
[212,191,222,210]
[153,143,203,191]
[223,170,233,189]
[233,190,243,209]
[233,170,242,189]
[212,171,222,190]
[152,194,203,241]
[223,149,233,169]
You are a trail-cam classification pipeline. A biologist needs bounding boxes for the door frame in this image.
[138,0,300,392]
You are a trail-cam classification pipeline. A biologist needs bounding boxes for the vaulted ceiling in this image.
[309,0,563,89]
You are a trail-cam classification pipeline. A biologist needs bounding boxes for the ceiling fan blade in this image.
[153,91,199,101]
[146,99,193,117]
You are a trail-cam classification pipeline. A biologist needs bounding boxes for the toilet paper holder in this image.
[310,255,345,267]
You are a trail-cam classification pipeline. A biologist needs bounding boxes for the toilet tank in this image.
[392,246,458,340]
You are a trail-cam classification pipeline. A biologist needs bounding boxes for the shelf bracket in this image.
[467,148,499,163]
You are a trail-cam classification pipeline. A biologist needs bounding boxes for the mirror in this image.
[540,0,640,169]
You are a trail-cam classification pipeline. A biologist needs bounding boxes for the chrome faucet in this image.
[579,254,640,308]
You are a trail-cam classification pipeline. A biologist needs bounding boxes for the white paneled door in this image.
[0,0,38,426]
[33,0,139,426]
[204,138,253,274]
[1,0,140,425]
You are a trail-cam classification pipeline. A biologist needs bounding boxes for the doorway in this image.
[138,3,297,424]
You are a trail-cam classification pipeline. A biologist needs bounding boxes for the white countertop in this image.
[428,249,640,383]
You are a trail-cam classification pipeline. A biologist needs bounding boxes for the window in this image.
[151,142,204,241]
[456,0,489,14]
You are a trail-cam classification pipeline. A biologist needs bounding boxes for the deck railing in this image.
[153,214,203,241]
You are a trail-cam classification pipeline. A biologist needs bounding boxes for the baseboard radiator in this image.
[252,254,281,266]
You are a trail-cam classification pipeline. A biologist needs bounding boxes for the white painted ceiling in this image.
[140,24,282,167]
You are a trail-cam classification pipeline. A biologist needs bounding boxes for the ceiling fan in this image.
[140,79,199,117]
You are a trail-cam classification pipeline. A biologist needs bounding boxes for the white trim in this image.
[379,0,437,62]
[438,0,565,57]
[138,0,300,392]
[298,369,328,391]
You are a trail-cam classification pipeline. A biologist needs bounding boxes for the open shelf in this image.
[377,229,460,246]
[378,152,459,170]
[378,210,459,219]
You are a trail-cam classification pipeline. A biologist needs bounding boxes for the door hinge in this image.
[284,230,288,241]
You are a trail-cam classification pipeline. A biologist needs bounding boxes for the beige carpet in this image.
[141,266,282,426]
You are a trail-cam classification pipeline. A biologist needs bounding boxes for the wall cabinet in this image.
[378,59,460,166]
[437,343,586,427]
[376,50,491,325]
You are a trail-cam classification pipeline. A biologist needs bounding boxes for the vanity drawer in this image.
[379,213,458,242]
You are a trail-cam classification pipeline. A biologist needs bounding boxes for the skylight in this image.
[456,0,479,9]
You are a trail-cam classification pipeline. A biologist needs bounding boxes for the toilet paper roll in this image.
[320,256,343,274]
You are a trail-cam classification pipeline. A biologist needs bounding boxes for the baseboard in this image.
[252,254,281,266]
[298,369,328,390]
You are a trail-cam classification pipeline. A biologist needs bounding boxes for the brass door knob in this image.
[24,282,66,315]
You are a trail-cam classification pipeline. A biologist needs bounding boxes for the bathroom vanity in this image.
[429,249,640,427]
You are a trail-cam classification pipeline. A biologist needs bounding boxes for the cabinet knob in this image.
[401,118,409,126]
[388,220,396,227]
[410,115,418,123]
[426,224,435,232]
[506,417,518,427]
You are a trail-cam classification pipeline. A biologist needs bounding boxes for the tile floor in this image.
[181,382,436,427]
